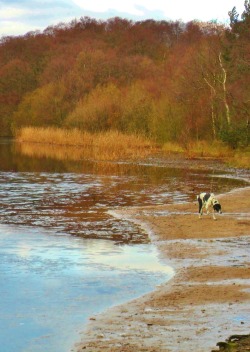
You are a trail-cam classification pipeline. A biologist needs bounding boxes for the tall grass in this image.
[16,127,250,168]
[186,140,233,159]
[227,149,250,169]
[16,127,158,160]
[162,140,232,158]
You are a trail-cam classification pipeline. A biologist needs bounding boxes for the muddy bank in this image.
[74,186,250,352]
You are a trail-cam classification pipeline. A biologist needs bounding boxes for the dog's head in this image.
[213,201,222,214]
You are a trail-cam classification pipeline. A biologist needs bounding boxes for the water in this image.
[0,224,173,352]
[0,139,249,352]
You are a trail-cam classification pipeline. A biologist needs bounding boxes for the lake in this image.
[0,139,248,352]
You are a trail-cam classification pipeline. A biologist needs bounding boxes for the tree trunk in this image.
[203,76,217,139]
[219,52,231,126]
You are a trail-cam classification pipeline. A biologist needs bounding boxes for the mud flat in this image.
[74,186,250,352]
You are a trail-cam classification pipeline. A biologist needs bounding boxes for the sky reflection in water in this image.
[0,224,173,352]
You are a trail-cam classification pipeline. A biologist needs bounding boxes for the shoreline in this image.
[74,186,250,352]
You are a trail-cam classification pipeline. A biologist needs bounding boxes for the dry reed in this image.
[16,127,249,168]
[162,142,184,154]
[16,127,157,161]
[162,140,232,158]
[227,150,250,169]
[186,140,233,159]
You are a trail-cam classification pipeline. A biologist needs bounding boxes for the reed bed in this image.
[16,127,249,168]
[16,127,158,161]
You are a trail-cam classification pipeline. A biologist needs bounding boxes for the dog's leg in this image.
[213,210,217,220]
[206,199,212,215]
[198,197,203,218]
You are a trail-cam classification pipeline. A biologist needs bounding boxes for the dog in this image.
[197,192,222,220]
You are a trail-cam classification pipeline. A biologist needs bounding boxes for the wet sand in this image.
[74,186,250,352]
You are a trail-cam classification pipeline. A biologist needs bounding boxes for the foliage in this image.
[219,122,249,148]
[12,82,69,130]
[0,5,248,149]
[66,83,122,131]
[224,0,250,145]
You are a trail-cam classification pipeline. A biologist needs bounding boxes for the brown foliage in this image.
[0,8,249,146]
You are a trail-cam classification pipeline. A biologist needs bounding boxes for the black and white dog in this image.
[197,193,222,220]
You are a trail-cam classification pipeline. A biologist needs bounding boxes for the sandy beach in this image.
[74,186,250,352]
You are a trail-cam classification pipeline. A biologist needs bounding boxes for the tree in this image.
[119,81,153,135]
[12,82,69,130]
[0,59,37,135]
[65,83,122,131]
[221,1,250,146]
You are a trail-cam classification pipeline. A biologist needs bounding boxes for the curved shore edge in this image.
[73,186,250,352]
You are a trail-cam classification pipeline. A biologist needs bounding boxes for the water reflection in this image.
[1,169,247,242]
[0,140,248,243]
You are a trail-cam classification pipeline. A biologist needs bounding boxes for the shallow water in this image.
[0,139,249,352]
[1,140,248,242]
[0,224,174,352]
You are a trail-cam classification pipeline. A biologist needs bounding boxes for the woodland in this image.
[0,1,249,149]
